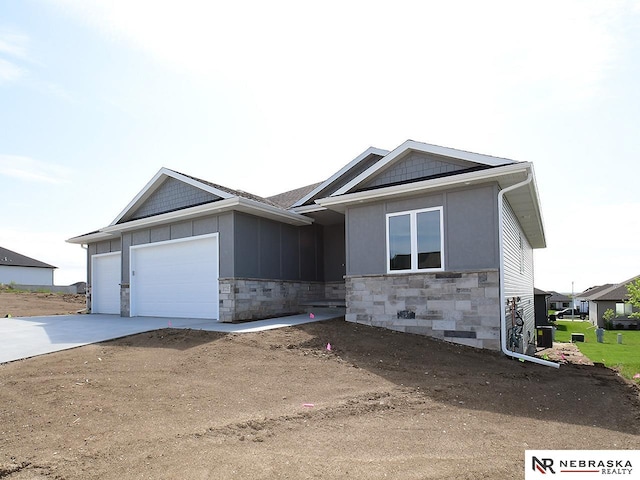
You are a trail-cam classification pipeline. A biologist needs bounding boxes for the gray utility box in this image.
[571,333,585,343]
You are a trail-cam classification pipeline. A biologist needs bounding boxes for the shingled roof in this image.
[586,275,640,302]
[0,246,56,269]
[267,182,323,209]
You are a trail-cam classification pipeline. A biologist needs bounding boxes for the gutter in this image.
[498,173,559,368]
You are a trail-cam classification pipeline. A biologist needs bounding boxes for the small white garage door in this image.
[91,252,121,314]
[130,234,219,319]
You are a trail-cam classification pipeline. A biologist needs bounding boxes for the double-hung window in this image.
[386,207,443,273]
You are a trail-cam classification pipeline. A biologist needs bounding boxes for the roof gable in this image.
[0,246,56,269]
[112,168,236,225]
[332,140,519,196]
[290,147,389,208]
[123,176,223,223]
[359,150,492,191]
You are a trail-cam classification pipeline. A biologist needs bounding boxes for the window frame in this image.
[615,302,633,317]
[386,206,444,274]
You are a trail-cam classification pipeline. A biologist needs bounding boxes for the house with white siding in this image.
[68,140,546,354]
[0,246,56,286]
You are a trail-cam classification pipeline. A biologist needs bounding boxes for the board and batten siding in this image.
[502,199,535,354]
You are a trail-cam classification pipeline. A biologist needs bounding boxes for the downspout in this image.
[498,174,559,368]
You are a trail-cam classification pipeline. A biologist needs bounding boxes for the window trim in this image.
[386,206,444,274]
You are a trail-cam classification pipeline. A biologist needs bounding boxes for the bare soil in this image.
[1,291,86,318]
[1,295,639,479]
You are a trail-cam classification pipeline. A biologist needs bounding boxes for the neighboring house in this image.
[581,275,640,328]
[547,291,571,310]
[534,288,551,326]
[0,246,56,285]
[68,139,546,352]
[575,283,613,317]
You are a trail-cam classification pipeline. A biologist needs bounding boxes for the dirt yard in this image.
[1,295,639,479]
[1,291,86,318]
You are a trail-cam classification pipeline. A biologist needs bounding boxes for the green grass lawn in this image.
[553,320,640,383]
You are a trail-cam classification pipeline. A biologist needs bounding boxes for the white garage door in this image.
[130,234,219,319]
[91,252,121,314]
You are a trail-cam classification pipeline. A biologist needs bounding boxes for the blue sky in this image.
[1,0,639,293]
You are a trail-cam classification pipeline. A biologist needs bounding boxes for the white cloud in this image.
[0,57,23,83]
[0,154,72,184]
[0,28,28,84]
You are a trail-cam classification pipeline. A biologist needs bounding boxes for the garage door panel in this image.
[91,252,121,315]
[130,235,219,319]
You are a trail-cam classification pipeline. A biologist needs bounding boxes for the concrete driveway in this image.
[0,311,342,364]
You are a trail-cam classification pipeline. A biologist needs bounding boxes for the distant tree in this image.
[626,279,640,320]
[602,308,616,329]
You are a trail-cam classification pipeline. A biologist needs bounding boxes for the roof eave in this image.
[290,147,389,208]
[317,162,546,249]
[110,167,234,226]
[77,197,312,241]
[332,140,520,196]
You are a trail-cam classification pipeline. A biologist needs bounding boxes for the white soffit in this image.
[332,140,519,197]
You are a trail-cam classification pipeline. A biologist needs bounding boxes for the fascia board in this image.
[102,197,312,235]
[66,231,119,244]
[332,140,518,197]
[110,167,234,226]
[319,162,531,209]
[234,197,314,225]
[290,147,389,208]
[291,204,327,214]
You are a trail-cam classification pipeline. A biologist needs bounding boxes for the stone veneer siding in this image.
[345,270,501,350]
[219,278,329,322]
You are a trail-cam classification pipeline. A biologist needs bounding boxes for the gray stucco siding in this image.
[345,203,386,275]
[345,184,500,276]
[445,185,498,270]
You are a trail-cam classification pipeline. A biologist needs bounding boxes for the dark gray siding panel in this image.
[218,213,234,278]
[281,224,300,280]
[346,203,386,275]
[445,185,498,270]
[324,223,346,281]
[260,219,281,279]
[234,213,260,277]
[299,226,318,280]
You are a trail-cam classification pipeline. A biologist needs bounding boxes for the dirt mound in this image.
[1,319,638,479]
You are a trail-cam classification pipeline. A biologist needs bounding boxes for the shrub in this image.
[616,323,625,330]
[603,309,616,329]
